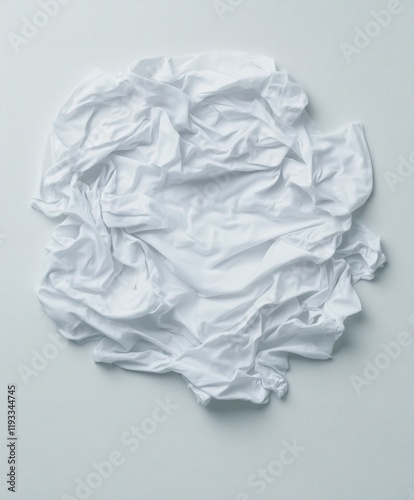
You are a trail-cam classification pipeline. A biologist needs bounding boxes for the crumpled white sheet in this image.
[32,52,386,405]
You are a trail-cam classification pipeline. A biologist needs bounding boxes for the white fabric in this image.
[32,52,385,405]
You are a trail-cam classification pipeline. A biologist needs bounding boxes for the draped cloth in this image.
[32,52,385,405]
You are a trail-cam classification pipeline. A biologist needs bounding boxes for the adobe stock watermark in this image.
[212,0,245,21]
[61,397,179,500]
[17,331,68,386]
[349,313,414,396]
[7,0,72,54]
[235,439,306,500]
[339,0,403,63]
[384,150,414,192]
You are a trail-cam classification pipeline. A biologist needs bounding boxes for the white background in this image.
[0,1,413,499]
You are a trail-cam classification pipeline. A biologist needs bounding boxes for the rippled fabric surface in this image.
[32,52,385,405]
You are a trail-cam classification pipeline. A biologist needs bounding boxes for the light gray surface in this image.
[0,1,413,499]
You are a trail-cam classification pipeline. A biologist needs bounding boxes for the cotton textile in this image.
[33,52,385,405]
